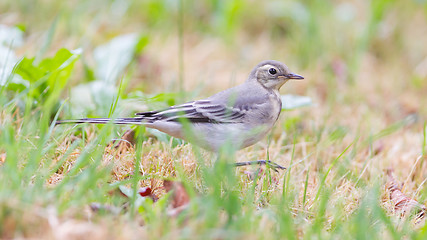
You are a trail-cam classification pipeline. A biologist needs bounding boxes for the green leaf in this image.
[17,48,80,90]
[93,33,144,83]
[281,94,313,110]
[69,80,117,116]
[10,48,81,109]
[147,92,181,106]
[134,34,150,54]
[0,24,24,48]
[14,57,44,84]
[0,45,20,86]
[4,75,29,92]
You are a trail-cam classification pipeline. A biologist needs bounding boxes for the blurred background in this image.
[1,0,427,169]
[1,0,427,108]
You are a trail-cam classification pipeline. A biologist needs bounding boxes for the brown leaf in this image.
[163,180,190,216]
[385,168,426,218]
[112,129,136,150]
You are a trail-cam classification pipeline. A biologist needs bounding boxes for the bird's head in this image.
[250,60,304,90]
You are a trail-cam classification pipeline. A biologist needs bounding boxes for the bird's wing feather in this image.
[134,83,271,124]
[135,100,247,124]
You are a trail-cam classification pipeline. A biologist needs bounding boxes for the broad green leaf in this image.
[94,33,149,83]
[0,24,23,86]
[70,80,117,116]
[13,48,81,101]
[0,45,19,86]
[281,94,313,110]
[0,24,24,48]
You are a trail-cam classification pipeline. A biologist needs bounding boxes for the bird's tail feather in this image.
[56,117,144,125]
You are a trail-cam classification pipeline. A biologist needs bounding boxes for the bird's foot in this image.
[234,160,286,173]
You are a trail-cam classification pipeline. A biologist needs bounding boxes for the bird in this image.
[57,60,303,170]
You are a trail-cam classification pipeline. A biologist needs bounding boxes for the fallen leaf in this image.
[117,185,154,209]
[118,185,133,198]
[385,168,426,218]
[112,129,135,150]
[163,180,190,216]
[138,187,152,197]
[138,187,159,202]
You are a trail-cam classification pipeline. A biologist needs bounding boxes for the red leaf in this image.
[138,187,152,197]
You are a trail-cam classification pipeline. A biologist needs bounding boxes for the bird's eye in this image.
[268,68,277,75]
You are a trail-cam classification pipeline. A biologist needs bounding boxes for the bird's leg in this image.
[234,160,286,173]
[233,135,286,172]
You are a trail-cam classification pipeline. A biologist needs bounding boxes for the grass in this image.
[1,0,427,239]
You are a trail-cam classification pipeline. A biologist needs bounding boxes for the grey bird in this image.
[57,60,303,169]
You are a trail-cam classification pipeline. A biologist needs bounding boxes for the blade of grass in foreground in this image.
[283,134,297,199]
[314,142,353,202]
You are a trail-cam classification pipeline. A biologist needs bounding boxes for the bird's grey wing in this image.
[135,100,247,124]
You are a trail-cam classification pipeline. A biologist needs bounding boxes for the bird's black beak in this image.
[286,73,304,80]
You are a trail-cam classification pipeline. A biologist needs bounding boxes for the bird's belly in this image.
[191,123,272,152]
[146,121,274,152]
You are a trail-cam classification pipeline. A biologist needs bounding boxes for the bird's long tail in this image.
[56,117,145,125]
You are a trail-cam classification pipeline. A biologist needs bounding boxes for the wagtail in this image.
[57,60,303,170]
